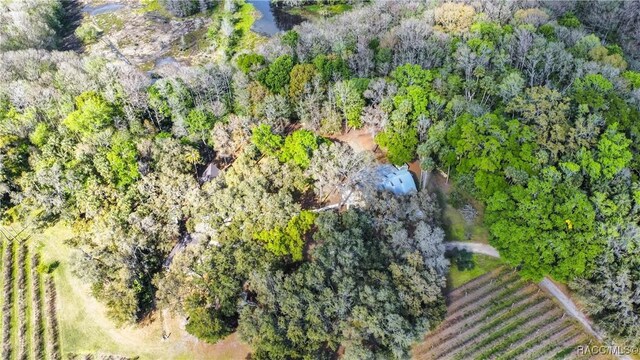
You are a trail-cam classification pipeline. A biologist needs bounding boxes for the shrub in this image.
[236,53,265,74]
[74,23,101,45]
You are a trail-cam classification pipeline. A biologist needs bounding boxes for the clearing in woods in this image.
[413,266,610,360]
[31,223,250,360]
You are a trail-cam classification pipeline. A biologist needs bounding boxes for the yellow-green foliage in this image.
[434,2,476,33]
[233,2,263,52]
[63,92,113,135]
[254,211,316,261]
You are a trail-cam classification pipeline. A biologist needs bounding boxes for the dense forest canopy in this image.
[1,0,640,357]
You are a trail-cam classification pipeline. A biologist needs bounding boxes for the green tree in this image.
[375,103,419,165]
[333,80,365,128]
[63,91,114,135]
[240,199,447,359]
[185,108,215,144]
[312,54,350,83]
[279,130,322,168]
[254,211,316,261]
[236,53,266,74]
[156,239,275,343]
[289,63,316,100]
[595,125,632,180]
[105,133,140,188]
[391,64,434,89]
[506,86,574,162]
[486,172,601,281]
[251,124,283,156]
[258,55,295,94]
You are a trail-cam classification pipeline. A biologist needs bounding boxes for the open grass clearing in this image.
[29,223,250,360]
[427,172,489,244]
[447,253,503,289]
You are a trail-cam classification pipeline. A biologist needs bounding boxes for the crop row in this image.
[419,285,539,356]
[447,267,506,302]
[444,298,551,359]
[17,242,28,360]
[0,236,58,360]
[414,267,597,360]
[496,316,571,360]
[32,252,45,360]
[456,303,557,359]
[2,240,14,360]
[447,270,520,314]
[46,276,61,360]
[441,274,525,331]
[417,270,528,356]
[516,325,579,359]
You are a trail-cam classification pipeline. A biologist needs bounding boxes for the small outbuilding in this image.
[200,162,220,183]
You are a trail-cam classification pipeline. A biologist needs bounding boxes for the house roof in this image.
[376,164,417,195]
[201,163,220,182]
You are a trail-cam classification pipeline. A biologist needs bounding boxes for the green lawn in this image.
[233,1,265,52]
[447,254,503,289]
[28,223,249,360]
[289,3,353,17]
[442,204,489,243]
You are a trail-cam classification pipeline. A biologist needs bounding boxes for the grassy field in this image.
[443,204,489,243]
[447,254,503,289]
[427,172,489,244]
[288,3,353,18]
[414,267,609,360]
[235,2,263,51]
[14,223,251,360]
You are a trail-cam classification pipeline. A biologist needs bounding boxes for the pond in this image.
[82,3,125,16]
[247,0,305,37]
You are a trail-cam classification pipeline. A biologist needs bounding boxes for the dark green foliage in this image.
[240,198,448,359]
[450,249,474,271]
[257,55,295,94]
[253,210,316,261]
[558,12,581,28]
[334,80,366,128]
[185,108,216,143]
[312,54,350,83]
[105,132,140,188]
[573,74,614,112]
[157,239,275,343]
[538,24,556,41]
[375,123,418,165]
[391,64,434,89]
[623,71,640,89]
[288,63,316,99]
[63,92,114,135]
[281,30,299,49]
[185,306,235,343]
[486,173,600,281]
